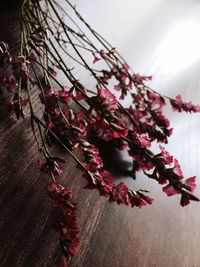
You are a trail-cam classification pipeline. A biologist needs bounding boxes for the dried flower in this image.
[1,0,199,265]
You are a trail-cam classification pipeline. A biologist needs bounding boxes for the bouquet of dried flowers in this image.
[0,0,200,266]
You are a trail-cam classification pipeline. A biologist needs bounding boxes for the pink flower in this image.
[110,123,128,139]
[92,118,128,141]
[147,90,165,108]
[129,191,154,208]
[180,190,199,207]
[98,170,114,196]
[175,95,182,105]
[127,79,133,89]
[170,96,183,112]
[38,158,63,176]
[132,73,152,84]
[137,192,154,205]
[130,131,151,148]
[173,159,183,178]
[56,255,68,267]
[128,148,155,171]
[159,144,173,165]
[185,176,196,192]
[110,182,129,205]
[68,111,88,138]
[95,88,118,110]
[82,168,114,197]
[47,182,62,199]
[48,183,80,262]
[122,63,129,71]
[99,49,105,58]
[162,184,178,196]
[80,141,99,155]
[48,121,55,129]
[88,155,103,170]
[170,95,200,113]
[129,194,146,208]
[144,169,167,185]
[68,240,80,255]
[185,101,193,111]
[47,182,73,201]
[114,84,121,91]
[57,87,71,104]
[80,141,104,171]
[152,111,170,128]
[193,105,200,112]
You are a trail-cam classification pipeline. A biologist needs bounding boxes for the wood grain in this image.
[1,1,200,267]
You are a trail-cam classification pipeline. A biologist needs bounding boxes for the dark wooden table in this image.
[1,1,200,267]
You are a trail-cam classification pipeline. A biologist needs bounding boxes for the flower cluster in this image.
[47,182,80,267]
[79,140,154,207]
[0,0,200,266]
[170,94,200,113]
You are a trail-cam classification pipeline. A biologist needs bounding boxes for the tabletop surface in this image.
[1,1,200,267]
